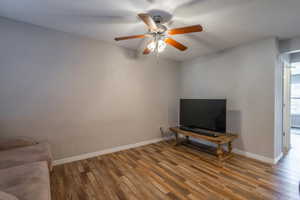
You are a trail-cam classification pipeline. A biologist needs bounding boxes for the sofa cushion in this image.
[0,143,52,170]
[0,191,18,200]
[0,161,50,200]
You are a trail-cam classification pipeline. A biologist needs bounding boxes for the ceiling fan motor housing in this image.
[149,16,167,34]
[153,15,162,24]
[148,9,173,24]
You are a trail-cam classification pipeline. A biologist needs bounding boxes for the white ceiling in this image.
[1,0,300,61]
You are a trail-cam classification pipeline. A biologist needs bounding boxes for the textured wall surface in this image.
[0,18,180,159]
[180,38,280,158]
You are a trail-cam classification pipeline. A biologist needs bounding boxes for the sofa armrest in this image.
[0,137,38,151]
[0,142,53,171]
[0,191,18,200]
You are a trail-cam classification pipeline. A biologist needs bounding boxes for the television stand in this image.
[170,127,238,165]
[179,126,219,137]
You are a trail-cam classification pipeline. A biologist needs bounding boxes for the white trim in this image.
[53,137,165,166]
[53,138,284,166]
[283,61,292,156]
[233,149,283,164]
[274,152,283,164]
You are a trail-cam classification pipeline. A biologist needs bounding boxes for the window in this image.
[291,63,300,115]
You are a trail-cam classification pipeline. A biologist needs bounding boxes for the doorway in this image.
[283,56,291,153]
[290,62,300,152]
[283,59,300,154]
[282,54,300,181]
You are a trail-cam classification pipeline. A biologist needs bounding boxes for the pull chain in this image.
[155,34,159,63]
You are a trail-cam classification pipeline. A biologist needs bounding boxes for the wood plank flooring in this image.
[51,140,300,200]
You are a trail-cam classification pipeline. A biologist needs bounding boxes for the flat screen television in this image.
[180,99,226,133]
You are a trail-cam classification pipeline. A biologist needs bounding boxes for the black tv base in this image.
[179,126,220,137]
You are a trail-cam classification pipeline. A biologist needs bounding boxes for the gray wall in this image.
[0,18,180,159]
[0,17,284,161]
[180,38,281,159]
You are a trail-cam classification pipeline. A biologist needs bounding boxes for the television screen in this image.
[180,99,226,133]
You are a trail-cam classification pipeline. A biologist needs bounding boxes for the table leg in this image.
[174,133,179,146]
[185,136,190,143]
[216,144,223,161]
[228,142,232,153]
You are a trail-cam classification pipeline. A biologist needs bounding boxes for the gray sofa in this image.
[0,139,52,200]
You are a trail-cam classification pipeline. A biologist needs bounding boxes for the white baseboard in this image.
[274,152,283,164]
[54,137,283,166]
[53,137,165,166]
[233,149,283,164]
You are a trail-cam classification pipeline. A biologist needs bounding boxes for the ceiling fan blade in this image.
[115,34,146,41]
[164,38,188,51]
[138,13,158,31]
[168,25,203,35]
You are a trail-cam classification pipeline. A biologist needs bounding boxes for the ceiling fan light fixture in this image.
[157,39,166,53]
[147,39,167,53]
[115,13,203,56]
[147,41,156,52]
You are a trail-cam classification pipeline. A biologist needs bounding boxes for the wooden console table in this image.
[169,127,238,164]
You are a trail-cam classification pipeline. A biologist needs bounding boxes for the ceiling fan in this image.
[114,13,203,55]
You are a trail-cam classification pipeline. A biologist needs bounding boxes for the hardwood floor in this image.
[51,140,300,200]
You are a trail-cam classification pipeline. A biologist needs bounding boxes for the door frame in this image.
[282,55,291,153]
